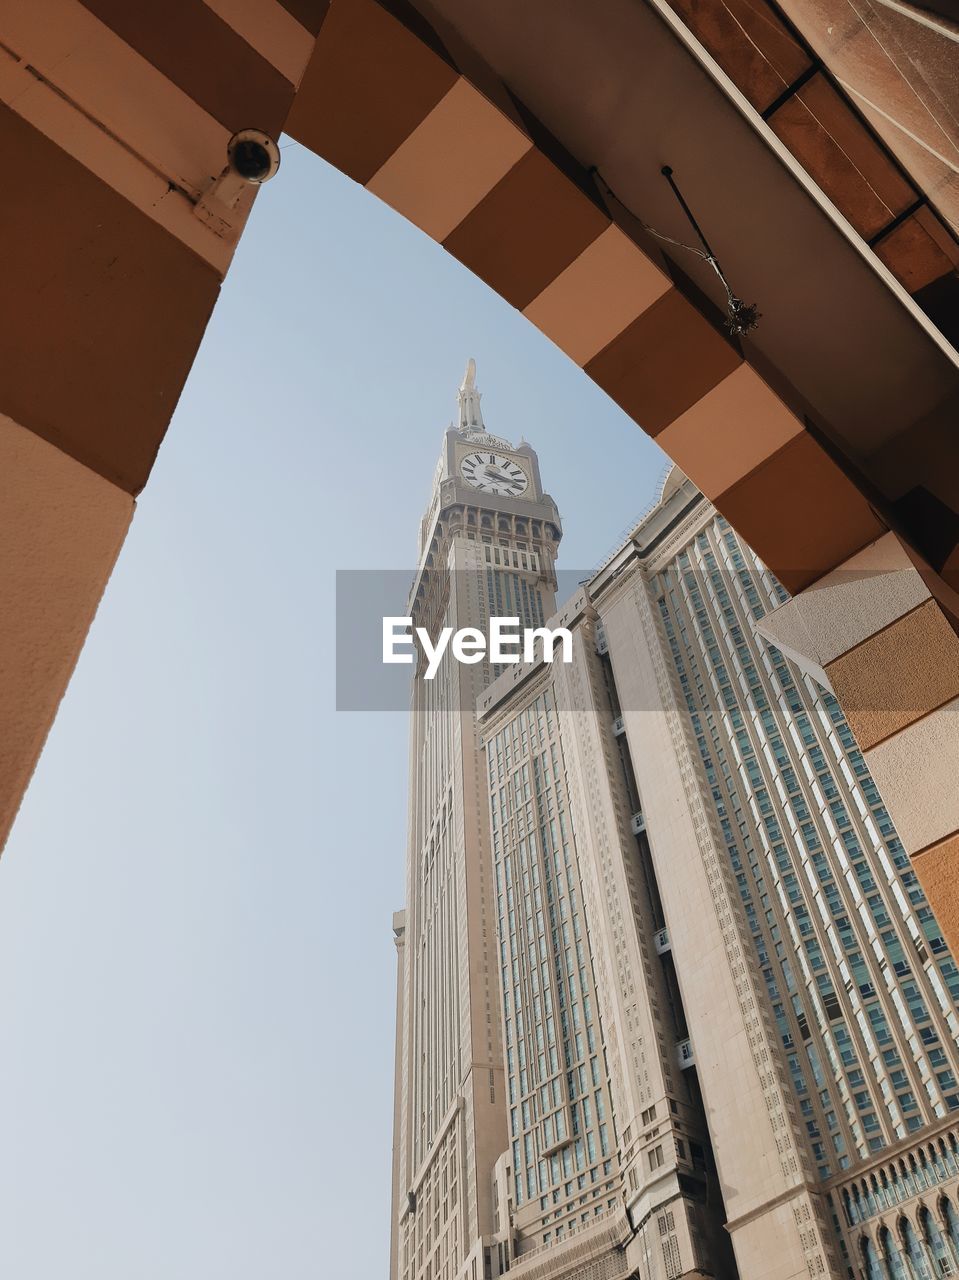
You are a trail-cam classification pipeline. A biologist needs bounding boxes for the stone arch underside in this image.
[1,0,958,940]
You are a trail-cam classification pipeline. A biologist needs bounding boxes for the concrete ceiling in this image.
[418,0,958,496]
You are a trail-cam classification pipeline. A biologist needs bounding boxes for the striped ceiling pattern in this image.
[0,0,956,899]
[287,0,889,596]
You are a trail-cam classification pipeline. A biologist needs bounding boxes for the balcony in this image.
[631,811,646,835]
[612,715,625,737]
[677,1038,695,1070]
[653,927,671,955]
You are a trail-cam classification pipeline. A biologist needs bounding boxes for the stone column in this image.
[0,3,313,854]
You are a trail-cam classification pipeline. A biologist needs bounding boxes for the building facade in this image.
[393,375,959,1280]
[478,585,738,1280]
[589,472,959,1280]
[392,364,563,1280]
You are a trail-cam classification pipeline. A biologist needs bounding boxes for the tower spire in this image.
[457,358,484,434]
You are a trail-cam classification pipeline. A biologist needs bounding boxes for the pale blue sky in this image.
[0,143,665,1277]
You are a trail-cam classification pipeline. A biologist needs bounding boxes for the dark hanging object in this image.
[659,166,761,337]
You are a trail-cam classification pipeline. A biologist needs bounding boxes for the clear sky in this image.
[0,142,666,1277]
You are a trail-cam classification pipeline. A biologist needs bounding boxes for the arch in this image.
[0,0,956,906]
[866,1179,878,1217]
[879,1224,910,1280]
[901,1217,933,1280]
[862,1235,888,1280]
[920,1204,955,1276]
[942,1197,959,1261]
[845,1189,857,1227]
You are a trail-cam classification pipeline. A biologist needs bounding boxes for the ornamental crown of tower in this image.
[455,358,512,450]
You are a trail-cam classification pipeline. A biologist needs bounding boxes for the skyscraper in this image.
[573,470,959,1280]
[392,374,959,1280]
[478,580,738,1280]
[391,363,563,1280]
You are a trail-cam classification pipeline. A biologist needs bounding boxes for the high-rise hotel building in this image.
[391,370,959,1280]
[391,363,563,1280]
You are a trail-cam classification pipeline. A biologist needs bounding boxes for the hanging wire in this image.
[590,166,761,337]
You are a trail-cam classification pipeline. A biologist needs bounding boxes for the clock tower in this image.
[391,364,562,1280]
[413,358,562,638]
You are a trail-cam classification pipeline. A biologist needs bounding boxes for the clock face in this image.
[460,451,529,497]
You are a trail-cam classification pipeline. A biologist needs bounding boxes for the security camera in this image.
[194,129,281,238]
[227,129,281,185]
